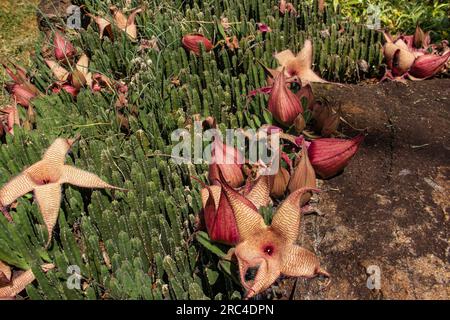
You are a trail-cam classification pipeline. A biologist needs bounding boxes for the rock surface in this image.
[282,78,449,300]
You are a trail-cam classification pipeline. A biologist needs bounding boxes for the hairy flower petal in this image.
[0,264,54,298]
[281,245,329,278]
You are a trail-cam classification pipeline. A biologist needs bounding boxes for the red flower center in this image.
[263,245,274,256]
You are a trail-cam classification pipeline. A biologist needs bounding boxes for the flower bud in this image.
[409,51,450,79]
[270,167,290,198]
[414,25,430,49]
[54,31,76,61]
[296,84,314,110]
[268,71,303,126]
[294,113,306,134]
[288,141,316,205]
[5,83,37,108]
[308,134,364,179]
[208,138,244,188]
[182,33,213,56]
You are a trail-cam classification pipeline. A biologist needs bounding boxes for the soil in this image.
[281,78,450,300]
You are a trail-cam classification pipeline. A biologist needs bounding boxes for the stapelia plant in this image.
[0,138,124,244]
[271,40,330,84]
[200,174,272,245]
[0,264,54,298]
[221,182,329,299]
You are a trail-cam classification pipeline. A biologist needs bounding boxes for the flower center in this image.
[263,245,274,256]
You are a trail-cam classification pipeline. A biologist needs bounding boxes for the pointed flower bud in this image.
[294,113,306,134]
[409,51,450,79]
[414,25,430,49]
[270,166,290,198]
[208,138,244,188]
[2,62,28,85]
[268,71,303,126]
[182,33,213,56]
[296,84,314,110]
[199,174,263,245]
[54,31,76,61]
[308,134,364,179]
[200,184,240,245]
[5,83,37,108]
[288,141,316,205]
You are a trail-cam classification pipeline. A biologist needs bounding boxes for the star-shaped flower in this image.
[221,182,329,299]
[0,138,125,244]
[0,263,54,298]
[272,40,329,85]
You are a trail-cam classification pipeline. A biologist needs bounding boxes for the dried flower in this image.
[51,83,79,97]
[0,104,20,135]
[91,73,114,92]
[139,37,159,52]
[87,14,113,39]
[225,36,239,51]
[0,261,11,285]
[294,114,306,134]
[296,84,315,110]
[279,0,297,15]
[45,60,69,82]
[414,25,430,49]
[221,17,232,31]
